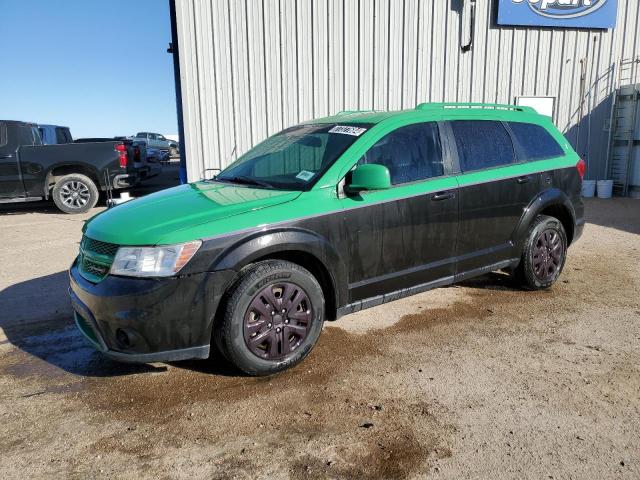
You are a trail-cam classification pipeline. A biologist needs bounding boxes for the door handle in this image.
[516,175,531,184]
[0,154,13,159]
[431,191,455,201]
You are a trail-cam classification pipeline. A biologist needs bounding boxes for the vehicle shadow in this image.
[170,352,246,377]
[0,271,164,377]
[0,201,61,216]
[454,271,521,292]
[0,270,242,378]
[0,269,545,380]
[582,198,640,235]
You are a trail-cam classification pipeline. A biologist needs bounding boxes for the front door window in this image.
[357,122,444,184]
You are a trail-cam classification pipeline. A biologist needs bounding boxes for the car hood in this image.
[84,182,301,245]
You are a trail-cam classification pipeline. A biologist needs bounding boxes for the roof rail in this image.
[335,110,378,116]
[415,102,535,113]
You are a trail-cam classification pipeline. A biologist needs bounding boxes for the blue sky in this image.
[0,0,178,138]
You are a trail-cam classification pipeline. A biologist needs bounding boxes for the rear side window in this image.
[508,122,565,161]
[0,123,6,147]
[450,120,515,172]
[56,128,72,143]
[358,122,444,185]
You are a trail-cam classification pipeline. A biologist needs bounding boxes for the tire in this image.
[215,260,325,376]
[169,145,178,157]
[514,214,568,290]
[52,173,99,214]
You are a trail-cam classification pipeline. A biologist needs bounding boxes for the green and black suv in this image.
[69,103,585,375]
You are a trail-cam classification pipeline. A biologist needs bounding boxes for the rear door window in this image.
[450,120,515,172]
[358,122,444,185]
[508,122,565,161]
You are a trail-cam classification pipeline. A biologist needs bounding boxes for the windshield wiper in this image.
[219,175,274,189]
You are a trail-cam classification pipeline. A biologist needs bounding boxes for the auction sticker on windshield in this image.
[295,170,315,181]
[329,125,367,136]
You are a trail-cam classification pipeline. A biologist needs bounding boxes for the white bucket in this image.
[582,180,596,197]
[596,180,614,199]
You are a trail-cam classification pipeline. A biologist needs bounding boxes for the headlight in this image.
[110,240,202,277]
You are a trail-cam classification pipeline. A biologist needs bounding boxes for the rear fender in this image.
[43,163,103,198]
[512,188,577,252]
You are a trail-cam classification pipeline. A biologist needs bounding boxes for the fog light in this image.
[116,328,134,349]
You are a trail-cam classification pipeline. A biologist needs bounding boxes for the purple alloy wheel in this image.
[243,281,313,360]
[532,228,564,282]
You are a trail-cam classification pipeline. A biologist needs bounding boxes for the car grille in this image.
[81,237,119,257]
[81,257,111,277]
[78,235,119,283]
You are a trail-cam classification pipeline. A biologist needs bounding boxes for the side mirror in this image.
[346,163,391,194]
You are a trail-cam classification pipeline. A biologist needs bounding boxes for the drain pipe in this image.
[585,36,597,178]
[576,58,587,176]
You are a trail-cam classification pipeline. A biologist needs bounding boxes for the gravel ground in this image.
[0,197,638,479]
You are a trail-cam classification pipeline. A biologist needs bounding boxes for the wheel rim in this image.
[60,180,91,209]
[243,281,313,360]
[532,228,564,282]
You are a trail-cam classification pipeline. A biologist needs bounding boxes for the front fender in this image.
[512,188,576,251]
[211,227,348,308]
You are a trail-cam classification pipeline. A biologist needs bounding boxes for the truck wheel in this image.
[215,260,325,376]
[52,174,99,214]
[514,215,568,290]
[169,145,178,157]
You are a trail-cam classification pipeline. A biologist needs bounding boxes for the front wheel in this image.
[215,260,325,376]
[51,174,99,214]
[514,214,568,290]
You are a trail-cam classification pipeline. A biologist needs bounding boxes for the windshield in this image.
[215,123,371,190]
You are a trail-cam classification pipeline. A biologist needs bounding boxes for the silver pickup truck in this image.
[132,132,179,157]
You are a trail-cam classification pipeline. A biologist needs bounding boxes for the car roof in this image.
[0,120,38,127]
[304,102,548,126]
[38,124,70,129]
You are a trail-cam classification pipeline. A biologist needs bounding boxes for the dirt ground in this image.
[0,197,638,479]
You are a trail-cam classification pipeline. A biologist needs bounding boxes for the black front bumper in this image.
[69,261,236,363]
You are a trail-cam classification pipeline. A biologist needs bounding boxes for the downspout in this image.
[169,0,187,184]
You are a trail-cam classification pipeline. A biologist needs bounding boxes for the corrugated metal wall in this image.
[174,0,640,182]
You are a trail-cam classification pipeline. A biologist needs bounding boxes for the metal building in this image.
[170,0,640,190]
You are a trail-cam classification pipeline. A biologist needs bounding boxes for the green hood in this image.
[84,182,301,245]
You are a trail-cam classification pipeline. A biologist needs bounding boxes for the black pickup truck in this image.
[0,120,144,213]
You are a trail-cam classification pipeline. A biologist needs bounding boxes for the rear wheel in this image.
[52,174,99,214]
[515,215,567,290]
[215,260,325,376]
